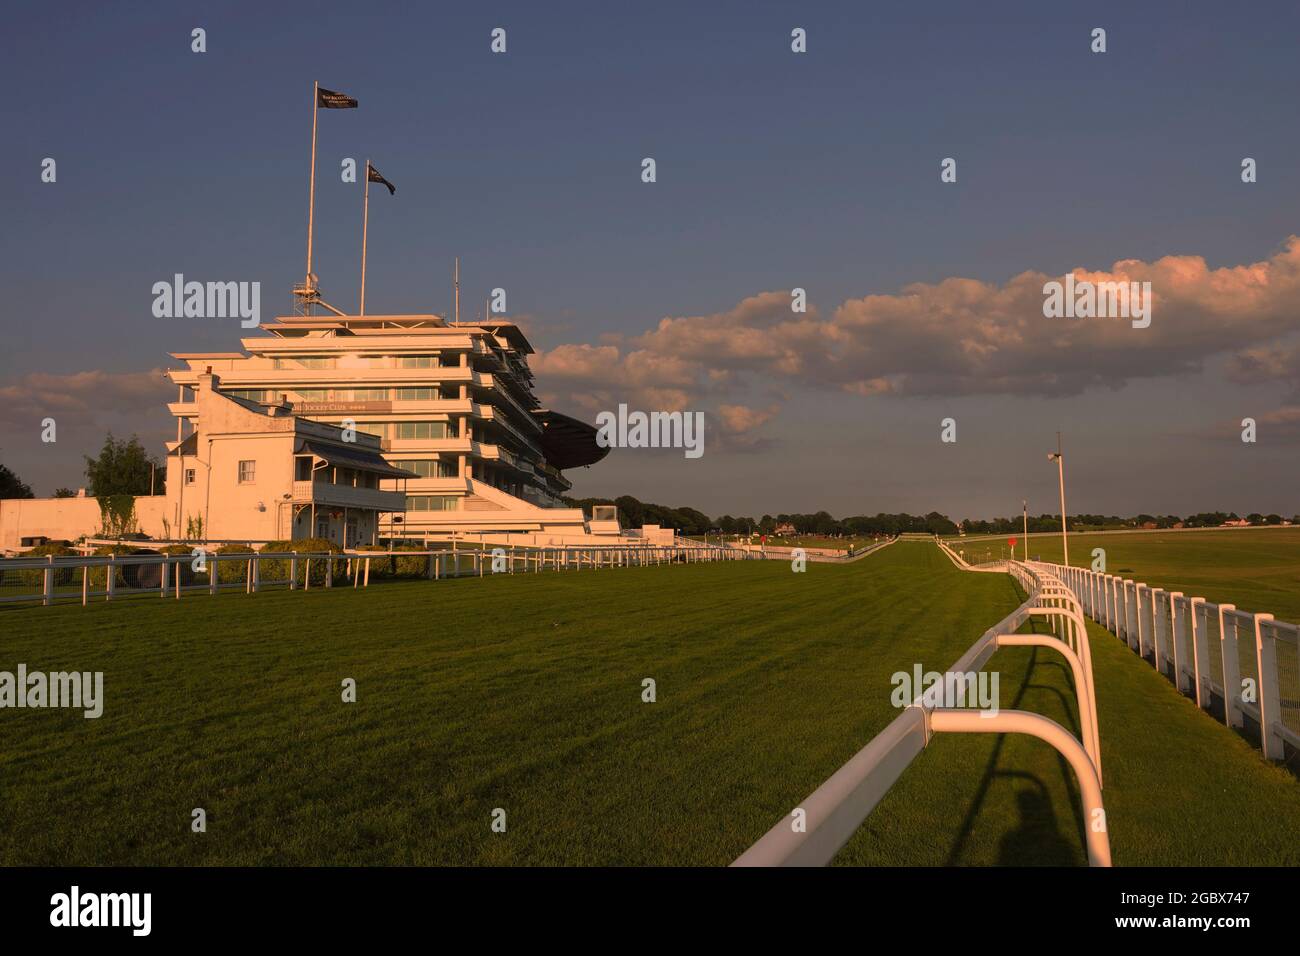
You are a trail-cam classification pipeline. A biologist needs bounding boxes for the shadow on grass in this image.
[996,773,1079,866]
[943,640,1087,865]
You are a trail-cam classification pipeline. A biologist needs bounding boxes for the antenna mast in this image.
[454,257,460,325]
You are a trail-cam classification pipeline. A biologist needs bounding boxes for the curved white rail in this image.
[734,545,1109,867]
[927,708,1110,867]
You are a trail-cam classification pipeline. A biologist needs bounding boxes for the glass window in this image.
[402,459,455,478]
[397,355,437,368]
[394,421,449,440]
[396,387,441,401]
[238,460,255,483]
[184,468,196,485]
[405,495,458,511]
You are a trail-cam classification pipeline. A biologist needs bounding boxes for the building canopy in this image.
[295,439,419,479]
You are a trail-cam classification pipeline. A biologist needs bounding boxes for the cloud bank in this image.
[533,236,1300,444]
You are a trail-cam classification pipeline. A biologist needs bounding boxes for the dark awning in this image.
[531,409,610,469]
[296,439,418,479]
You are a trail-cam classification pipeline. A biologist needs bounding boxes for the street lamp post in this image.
[1022,499,1029,563]
[1047,433,1068,566]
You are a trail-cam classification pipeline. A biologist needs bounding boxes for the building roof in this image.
[295,439,419,479]
[532,409,609,469]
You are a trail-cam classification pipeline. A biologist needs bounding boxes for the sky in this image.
[2,0,1299,520]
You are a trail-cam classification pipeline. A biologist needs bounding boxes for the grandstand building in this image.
[165,312,609,540]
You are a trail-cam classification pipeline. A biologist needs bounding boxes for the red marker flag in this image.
[1009,537,1017,548]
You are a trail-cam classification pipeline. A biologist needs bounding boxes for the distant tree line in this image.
[564,496,1300,538]
[963,511,1296,533]
[562,497,962,537]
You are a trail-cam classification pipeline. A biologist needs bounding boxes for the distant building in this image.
[774,522,796,536]
[165,312,610,539]
[163,372,415,545]
[0,313,636,549]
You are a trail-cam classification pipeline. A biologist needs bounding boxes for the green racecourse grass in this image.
[2,541,1298,866]
[951,527,1300,622]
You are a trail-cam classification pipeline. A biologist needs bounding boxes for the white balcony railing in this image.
[291,480,406,511]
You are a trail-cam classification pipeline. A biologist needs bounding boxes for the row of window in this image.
[188,459,445,489]
[225,387,454,403]
[355,421,456,440]
[405,495,458,511]
[400,459,458,478]
[269,354,461,370]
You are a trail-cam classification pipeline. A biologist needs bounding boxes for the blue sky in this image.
[3,0,1299,518]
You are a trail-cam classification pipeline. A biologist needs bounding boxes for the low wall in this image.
[0,496,169,552]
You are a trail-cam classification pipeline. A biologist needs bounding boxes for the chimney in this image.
[196,368,220,393]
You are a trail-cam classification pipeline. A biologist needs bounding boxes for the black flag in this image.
[367,163,396,195]
[317,87,358,109]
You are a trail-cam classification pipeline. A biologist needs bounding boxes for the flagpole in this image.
[306,80,319,282]
[360,160,370,315]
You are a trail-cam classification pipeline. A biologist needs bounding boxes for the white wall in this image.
[0,495,170,551]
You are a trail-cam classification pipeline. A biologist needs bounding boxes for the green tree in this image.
[84,433,164,496]
[0,462,35,499]
[53,487,77,498]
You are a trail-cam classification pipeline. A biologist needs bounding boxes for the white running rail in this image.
[1039,561,1299,762]
[734,542,1109,866]
[0,542,755,609]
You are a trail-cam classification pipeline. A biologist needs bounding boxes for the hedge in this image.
[213,544,255,585]
[161,544,207,586]
[356,543,429,578]
[256,538,343,587]
[17,543,77,589]
[87,545,136,590]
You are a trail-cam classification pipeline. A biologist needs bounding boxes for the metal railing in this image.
[716,537,896,563]
[1043,561,1299,761]
[0,542,756,609]
[734,543,1110,866]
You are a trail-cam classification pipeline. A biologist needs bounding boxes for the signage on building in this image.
[293,401,392,413]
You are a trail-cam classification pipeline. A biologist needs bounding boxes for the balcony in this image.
[380,436,473,454]
[291,481,406,511]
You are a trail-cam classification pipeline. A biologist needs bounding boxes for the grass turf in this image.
[951,528,1300,622]
[1,541,1297,865]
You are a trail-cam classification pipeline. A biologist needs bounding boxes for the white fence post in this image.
[1149,587,1164,670]
[1217,604,1242,729]
[1125,582,1139,651]
[1190,597,1210,711]
[1167,592,1186,691]
[1135,584,1150,658]
[1253,615,1283,759]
